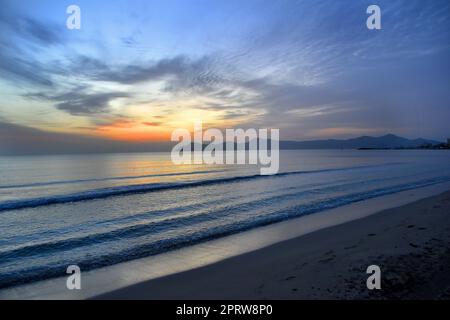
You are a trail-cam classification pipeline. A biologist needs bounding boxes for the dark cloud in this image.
[0,8,64,88]
[0,52,54,87]
[26,89,129,115]
[94,55,211,85]
[55,92,129,115]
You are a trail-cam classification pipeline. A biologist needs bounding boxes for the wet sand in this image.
[97,191,450,300]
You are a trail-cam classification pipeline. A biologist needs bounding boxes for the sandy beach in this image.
[97,190,450,300]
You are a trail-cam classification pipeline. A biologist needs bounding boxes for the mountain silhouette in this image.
[279,134,441,149]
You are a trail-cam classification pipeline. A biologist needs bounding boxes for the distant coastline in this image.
[358,146,450,150]
[1,133,449,156]
[279,134,449,150]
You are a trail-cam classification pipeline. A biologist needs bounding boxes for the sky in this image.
[0,0,449,154]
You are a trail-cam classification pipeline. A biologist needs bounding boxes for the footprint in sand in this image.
[318,250,336,263]
[318,256,335,264]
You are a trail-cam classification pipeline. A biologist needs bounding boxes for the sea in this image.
[0,150,449,289]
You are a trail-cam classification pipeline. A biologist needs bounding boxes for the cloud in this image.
[121,36,139,47]
[26,89,129,115]
[16,17,62,45]
[0,8,62,46]
[93,55,211,85]
[242,78,348,111]
[0,52,55,87]
[0,121,172,155]
[0,6,65,87]
[142,122,162,126]
[55,92,129,115]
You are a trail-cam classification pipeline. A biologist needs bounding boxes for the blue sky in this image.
[0,0,449,153]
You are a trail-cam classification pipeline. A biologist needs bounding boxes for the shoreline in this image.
[1,181,450,299]
[98,189,450,300]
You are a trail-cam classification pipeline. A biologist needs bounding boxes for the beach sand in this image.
[97,191,450,300]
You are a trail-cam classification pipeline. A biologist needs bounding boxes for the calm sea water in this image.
[0,150,449,288]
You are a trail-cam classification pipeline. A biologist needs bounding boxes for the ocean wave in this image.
[0,174,448,289]
[0,163,405,212]
[0,169,226,189]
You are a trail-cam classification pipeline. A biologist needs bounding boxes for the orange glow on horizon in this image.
[91,107,250,142]
[95,120,172,142]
